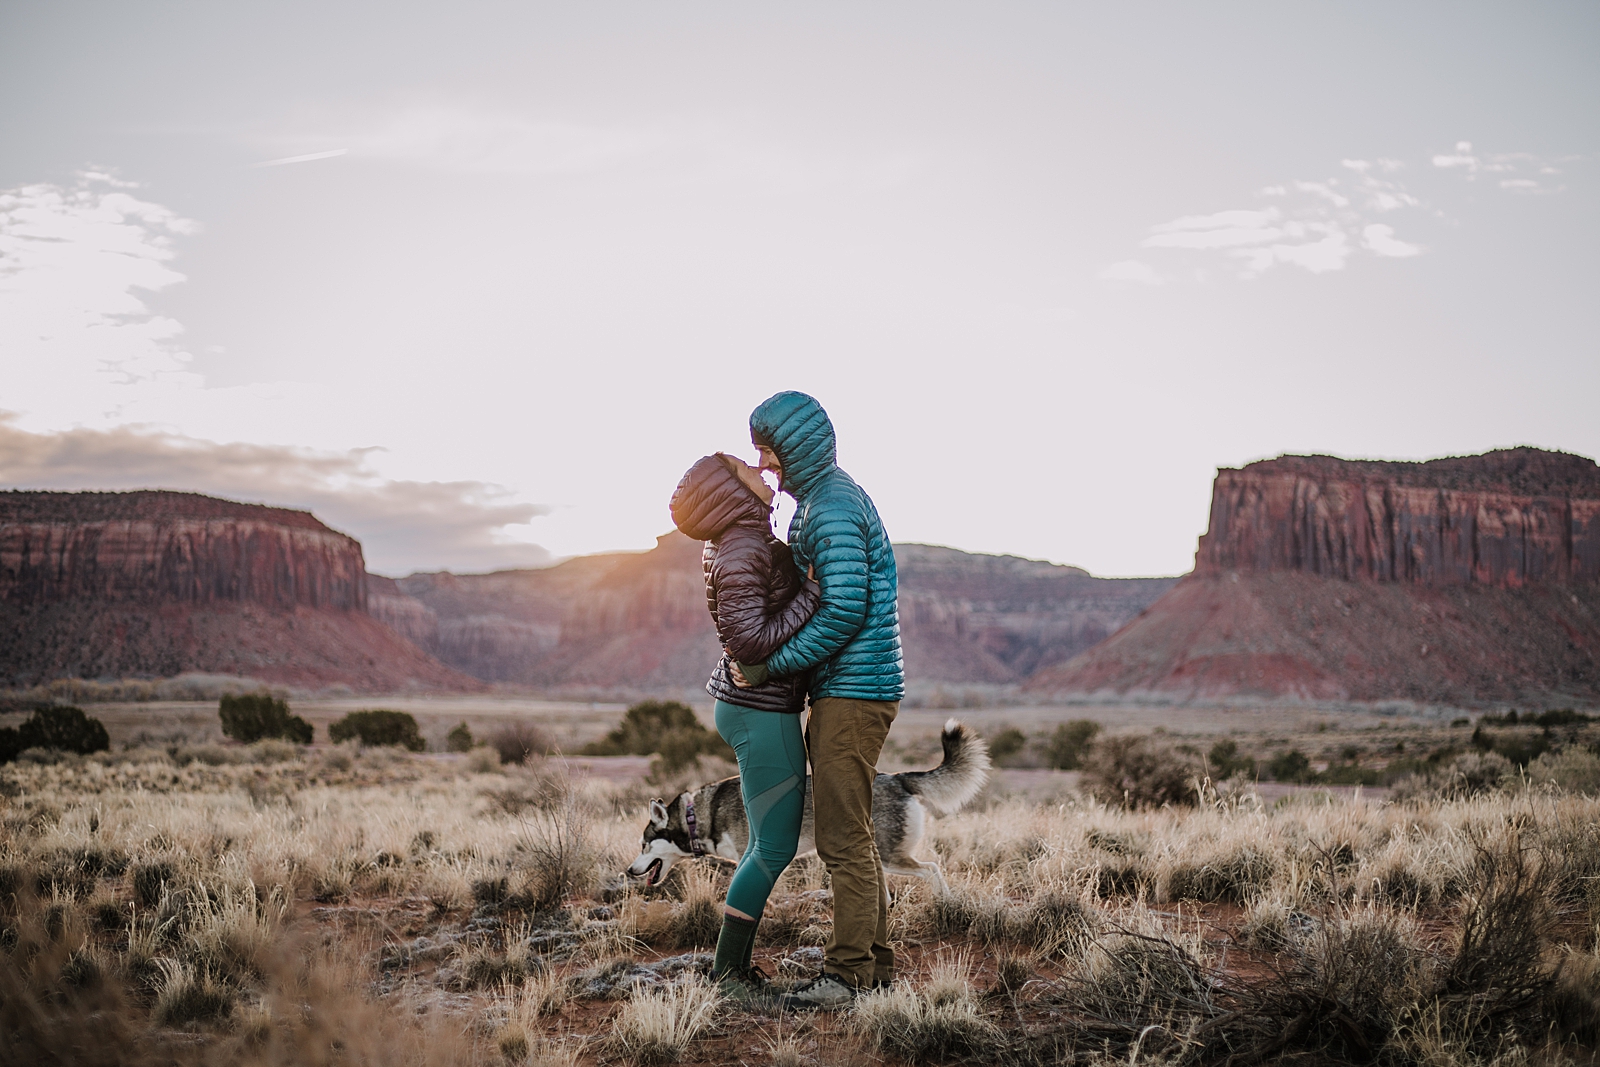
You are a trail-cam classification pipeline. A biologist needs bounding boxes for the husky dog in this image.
[627,718,989,893]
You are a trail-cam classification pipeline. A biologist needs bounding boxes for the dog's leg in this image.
[884,860,948,894]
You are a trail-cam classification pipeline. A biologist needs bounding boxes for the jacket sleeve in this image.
[765,500,869,676]
[712,536,823,665]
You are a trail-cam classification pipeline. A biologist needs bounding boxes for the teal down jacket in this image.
[750,391,905,702]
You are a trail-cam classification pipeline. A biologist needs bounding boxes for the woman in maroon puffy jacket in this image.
[669,452,818,999]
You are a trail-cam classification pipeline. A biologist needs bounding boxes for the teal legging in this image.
[713,700,807,920]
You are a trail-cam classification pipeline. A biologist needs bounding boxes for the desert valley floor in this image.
[4,698,1600,1066]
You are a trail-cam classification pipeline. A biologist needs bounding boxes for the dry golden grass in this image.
[4,718,1600,1066]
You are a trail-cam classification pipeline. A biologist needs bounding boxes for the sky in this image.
[1,2,1596,577]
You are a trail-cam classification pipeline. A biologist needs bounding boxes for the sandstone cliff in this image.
[1031,448,1600,707]
[379,534,1173,691]
[1197,448,1600,586]
[895,545,1176,682]
[0,491,477,691]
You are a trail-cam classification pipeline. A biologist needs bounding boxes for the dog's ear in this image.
[649,799,669,827]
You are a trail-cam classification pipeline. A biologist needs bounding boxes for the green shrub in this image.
[0,707,111,761]
[218,693,312,744]
[1470,724,1551,768]
[1206,739,1255,779]
[988,727,1028,765]
[328,710,425,751]
[1044,720,1102,770]
[580,700,733,773]
[1480,708,1594,728]
[1318,762,1381,786]
[1266,749,1312,783]
[446,721,475,753]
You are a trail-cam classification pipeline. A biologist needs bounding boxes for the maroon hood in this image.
[670,455,770,541]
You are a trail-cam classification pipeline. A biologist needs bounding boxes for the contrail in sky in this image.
[250,149,348,168]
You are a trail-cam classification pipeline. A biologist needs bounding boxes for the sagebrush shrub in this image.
[218,694,312,745]
[987,727,1027,765]
[0,706,111,760]
[490,721,550,765]
[328,710,424,751]
[1525,746,1600,795]
[582,701,733,772]
[446,721,475,753]
[1266,748,1312,783]
[1043,720,1101,770]
[1080,734,1198,809]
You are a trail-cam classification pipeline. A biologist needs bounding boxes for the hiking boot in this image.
[716,965,771,1004]
[778,971,858,1012]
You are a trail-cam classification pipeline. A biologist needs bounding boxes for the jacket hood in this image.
[670,455,770,541]
[749,391,836,498]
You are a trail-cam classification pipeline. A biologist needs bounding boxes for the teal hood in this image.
[749,391,836,500]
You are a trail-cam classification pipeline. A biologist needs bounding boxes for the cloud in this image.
[1099,259,1164,285]
[1234,228,1351,275]
[1145,209,1283,249]
[0,172,203,425]
[0,416,552,575]
[0,173,335,441]
[1120,140,1572,283]
[1432,141,1480,171]
[1361,223,1422,258]
[1141,198,1361,277]
[251,149,348,168]
[1431,141,1568,193]
[1294,181,1350,208]
[250,107,679,176]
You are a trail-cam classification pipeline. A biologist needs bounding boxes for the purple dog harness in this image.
[683,793,706,857]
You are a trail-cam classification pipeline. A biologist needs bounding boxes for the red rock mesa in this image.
[0,490,475,691]
[1030,448,1600,707]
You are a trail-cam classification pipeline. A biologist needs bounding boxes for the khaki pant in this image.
[806,696,898,988]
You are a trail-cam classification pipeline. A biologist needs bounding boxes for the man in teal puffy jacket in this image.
[736,390,905,1009]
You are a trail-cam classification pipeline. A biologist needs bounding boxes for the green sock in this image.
[712,914,758,978]
[742,918,760,971]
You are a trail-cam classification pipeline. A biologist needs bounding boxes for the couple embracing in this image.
[669,390,901,1011]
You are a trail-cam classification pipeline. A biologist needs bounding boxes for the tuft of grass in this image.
[668,864,723,949]
[1159,839,1277,904]
[850,959,1002,1062]
[184,880,287,983]
[129,860,177,907]
[152,957,235,1026]
[609,975,722,1065]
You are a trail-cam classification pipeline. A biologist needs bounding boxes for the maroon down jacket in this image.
[669,454,819,713]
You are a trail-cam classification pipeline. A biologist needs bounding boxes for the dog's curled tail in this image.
[898,718,991,814]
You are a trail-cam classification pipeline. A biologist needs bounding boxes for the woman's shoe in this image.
[715,964,771,1003]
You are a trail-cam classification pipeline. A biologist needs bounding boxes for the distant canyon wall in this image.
[375,534,1175,691]
[0,491,367,611]
[0,491,473,691]
[1033,448,1600,708]
[1196,448,1600,588]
